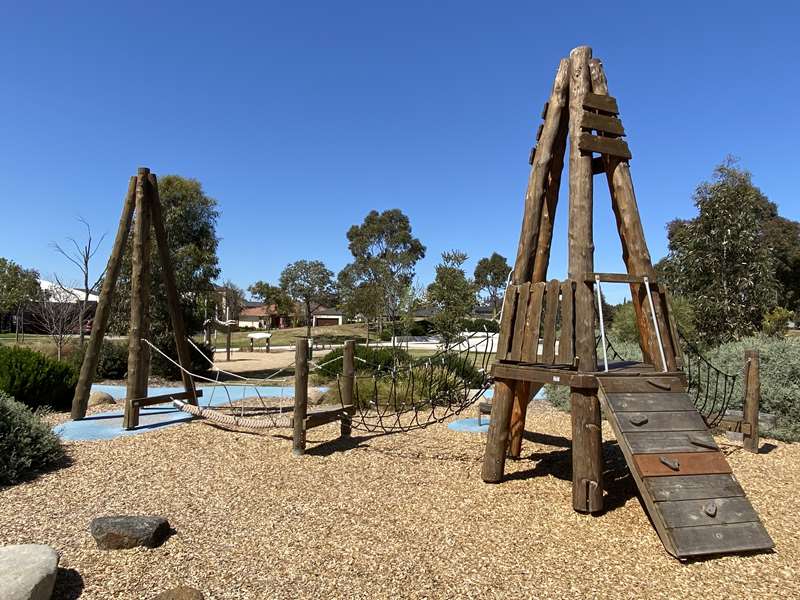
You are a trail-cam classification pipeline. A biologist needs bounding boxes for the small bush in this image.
[68,339,129,380]
[462,318,499,333]
[316,345,412,378]
[762,307,794,337]
[407,320,434,336]
[704,335,800,441]
[151,333,213,380]
[0,346,77,410]
[379,329,393,342]
[0,393,66,486]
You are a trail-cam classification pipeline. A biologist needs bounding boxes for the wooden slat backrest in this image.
[498,278,579,366]
[521,282,546,363]
[557,280,575,363]
[497,285,519,359]
[509,284,530,362]
[541,279,561,364]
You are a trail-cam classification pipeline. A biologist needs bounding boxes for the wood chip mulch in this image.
[1,400,798,599]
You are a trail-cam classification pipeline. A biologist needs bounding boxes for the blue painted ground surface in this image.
[447,386,546,434]
[54,384,314,442]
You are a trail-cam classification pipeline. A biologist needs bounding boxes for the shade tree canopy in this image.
[473,252,511,317]
[279,260,336,338]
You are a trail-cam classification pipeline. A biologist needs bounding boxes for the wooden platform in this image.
[491,360,687,390]
[597,376,773,558]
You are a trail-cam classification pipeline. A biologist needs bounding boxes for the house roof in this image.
[312,306,342,316]
[40,280,99,304]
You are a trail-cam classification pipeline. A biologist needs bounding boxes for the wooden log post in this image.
[508,382,544,459]
[124,169,151,430]
[149,173,198,402]
[588,58,676,371]
[340,339,355,437]
[742,349,761,453]
[568,46,603,513]
[226,327,232,362]
[482,378,515,482]
[138,180,152,399]
[293,338,309,455]
[512,58,570,284]
[71,177,136,419]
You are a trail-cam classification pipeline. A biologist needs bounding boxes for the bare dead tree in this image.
[51,217,107,346]
[34,280,81,361]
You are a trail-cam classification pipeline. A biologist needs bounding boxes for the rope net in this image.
[144,331,494,433]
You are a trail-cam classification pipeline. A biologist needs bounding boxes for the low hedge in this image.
[150,333,213,380]
[68,339,128,380]
[704,336,800,441]
[0,392,66,485]
[0,346,77,410]
[316,345,412,378]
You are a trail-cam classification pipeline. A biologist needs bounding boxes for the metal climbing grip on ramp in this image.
[597,375,774,558]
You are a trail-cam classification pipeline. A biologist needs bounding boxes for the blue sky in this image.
[1,1,798,304]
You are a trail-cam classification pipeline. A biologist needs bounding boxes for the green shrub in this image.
[704,336,800,441]
[407,320,434,336]
[428,352,486,388]
[378,329,393,342]
[151,333,213,380]
[316,345,412,378]
[610,296,697,344]
[462,318,500,333]
[0,393,66,486]
[68,339,129,380]
[762,307,794,337]
[0,346,77,410]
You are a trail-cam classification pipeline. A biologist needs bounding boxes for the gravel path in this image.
[1,401,797,599]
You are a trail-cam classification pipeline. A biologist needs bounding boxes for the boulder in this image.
[153,586,204,600]
[88,391,115,407]
[89,516,171,550]
[0,544,59,600]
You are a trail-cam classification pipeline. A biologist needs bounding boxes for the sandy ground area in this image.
[210,348,296,375]
[2,401,798,599]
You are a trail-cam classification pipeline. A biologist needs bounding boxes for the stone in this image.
[89,516,171,550]
[88,391,116,407]
[153,586,205,600]
[0,544,59,600]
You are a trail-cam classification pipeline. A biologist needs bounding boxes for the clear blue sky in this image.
[2,1,798,304]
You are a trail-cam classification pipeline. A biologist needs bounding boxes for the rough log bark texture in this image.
[482,379,515,482]
[532,111,569,283]
[568,46,603,513]
[293,339,309,455]
[138,179,152,398]
[124,169,150,430]
[512,58,570,284]
[71,176,136,419]
[340,339,355,437]
[149,173,198,401]
[588,58,677,371]
[742,349,760,453]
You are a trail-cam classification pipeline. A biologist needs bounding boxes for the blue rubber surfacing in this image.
[446,387,546,434]
[54,385,326,442]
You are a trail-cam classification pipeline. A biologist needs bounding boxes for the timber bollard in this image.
[293,338,309,456]
[340,340,355,437]
[743,349,761,454]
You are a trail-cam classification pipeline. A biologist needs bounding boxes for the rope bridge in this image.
[142,331,495,434]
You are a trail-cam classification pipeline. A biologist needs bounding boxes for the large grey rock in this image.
[89,516,171,550]
[88,391,115,407]
[0,544,59,600]
[153,586,204,600]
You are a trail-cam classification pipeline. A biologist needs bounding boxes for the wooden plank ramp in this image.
[597,375,773,558]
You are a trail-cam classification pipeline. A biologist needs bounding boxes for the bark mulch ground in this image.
[2,401,798,599]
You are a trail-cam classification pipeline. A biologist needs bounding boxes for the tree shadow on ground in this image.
[54,568,84,600]
[504,440,636,514]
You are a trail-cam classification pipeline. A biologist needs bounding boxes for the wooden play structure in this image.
[483,46,773,558]
[71,168,199,428]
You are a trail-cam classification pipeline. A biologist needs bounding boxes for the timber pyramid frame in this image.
[71,168,199,428]
[482,46,773,559]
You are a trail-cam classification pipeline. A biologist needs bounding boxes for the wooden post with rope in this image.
[340,339,355,438]
[293,338,309,456]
